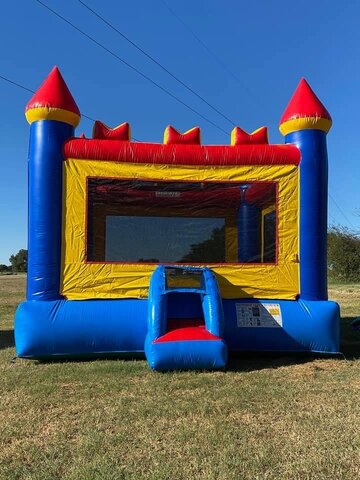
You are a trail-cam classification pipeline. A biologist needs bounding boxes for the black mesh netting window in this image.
[86,178,277,264]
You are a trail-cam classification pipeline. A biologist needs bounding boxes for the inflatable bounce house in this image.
[14,67,340,370]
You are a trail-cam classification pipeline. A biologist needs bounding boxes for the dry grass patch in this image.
[0,278,359,479]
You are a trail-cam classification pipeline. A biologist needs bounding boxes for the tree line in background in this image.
[0,249,27,274]
[327,226,360,282]
[0,227,359,281]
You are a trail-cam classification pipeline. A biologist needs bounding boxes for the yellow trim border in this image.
[25,107,80,127]
[279,117,332,136]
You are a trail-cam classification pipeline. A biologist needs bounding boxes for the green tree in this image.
[180,225,225,263]
[9,249,28,273]
[0,264,11,273]
[328,227,360,281]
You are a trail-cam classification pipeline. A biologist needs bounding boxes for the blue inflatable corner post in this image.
[27,120,74,300]
[286,129,328,300]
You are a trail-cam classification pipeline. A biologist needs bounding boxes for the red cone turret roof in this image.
[25,67,80,126]
[279,78,332,135]
[26,66,80,114]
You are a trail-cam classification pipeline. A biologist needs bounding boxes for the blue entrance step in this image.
[145,265,228,371]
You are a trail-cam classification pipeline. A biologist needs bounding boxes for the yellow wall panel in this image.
[61,159,299,300]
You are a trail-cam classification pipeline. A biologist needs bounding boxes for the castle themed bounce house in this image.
[14,67,340,370]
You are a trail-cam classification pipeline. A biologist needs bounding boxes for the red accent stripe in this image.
[153,325,221,343]
[90,182,275,207]
[64,139,300,166]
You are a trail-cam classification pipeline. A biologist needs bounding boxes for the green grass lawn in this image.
[0,276,360,480]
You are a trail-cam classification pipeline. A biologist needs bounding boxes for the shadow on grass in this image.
[226,353,315,373]
[340,316,360,360]
[35,352,145,365]
[0,329,14,350]
[8,317,360,370]
[35,352,334,374]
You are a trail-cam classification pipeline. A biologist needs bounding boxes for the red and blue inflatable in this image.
[14,67,340,370]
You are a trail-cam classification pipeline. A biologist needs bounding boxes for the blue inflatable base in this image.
[145,335,228,371]
[14,297,340,359]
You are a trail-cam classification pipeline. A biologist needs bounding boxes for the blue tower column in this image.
[285,130,329,300]
[24,66,81,301]
[237,202,261,262]
[27,120,74,300]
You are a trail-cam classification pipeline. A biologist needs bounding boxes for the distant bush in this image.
[0,264,11,273]
[328,227,360,282]
[9,249,28,273]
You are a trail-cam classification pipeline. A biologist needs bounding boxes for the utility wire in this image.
[2,75,356,228]
[329,193,355,229]
[160,0,256,98]
[0,74,34,94]
[34,0,229,136]
[328,212,337,226]
[76,0,236,127]
[0,73,142,141]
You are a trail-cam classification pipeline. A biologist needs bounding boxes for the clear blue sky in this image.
[0,0,359,264]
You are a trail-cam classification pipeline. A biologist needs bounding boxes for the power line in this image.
[34,0,229,136]
[160,0,256,99]
[82,113,95,122]
[0,73,142,141]
[0,74,34,94]
[329,193,355,228]
[76,0,236,127]
[328,212,338,226]
[2,75,355,227]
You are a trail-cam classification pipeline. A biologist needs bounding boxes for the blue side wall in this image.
[27,120,73,301]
